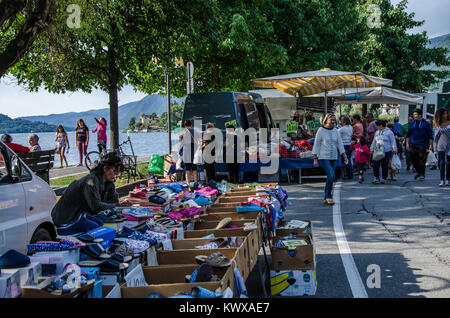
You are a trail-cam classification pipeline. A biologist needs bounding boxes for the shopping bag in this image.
[176,157,184,170]
[193,146,203,165]
[426,151,438,166]
[390,154,402,170]
[372,140,385,161]
[148,155,164,175]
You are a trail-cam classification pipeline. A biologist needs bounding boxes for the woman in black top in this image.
[76,119,89,166]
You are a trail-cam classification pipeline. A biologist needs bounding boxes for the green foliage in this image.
[0,113,58,133]
[128,117,136,130]
[155,103,184,131]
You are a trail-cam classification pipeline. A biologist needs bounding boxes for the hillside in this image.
[19,94,184,130]
[0,114,59,133]
[426,33,450,93]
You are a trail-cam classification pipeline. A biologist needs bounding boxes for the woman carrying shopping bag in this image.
[370,120,398,184]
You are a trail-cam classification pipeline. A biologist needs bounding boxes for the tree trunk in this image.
[362,104,368,117]
[108,51,119,151]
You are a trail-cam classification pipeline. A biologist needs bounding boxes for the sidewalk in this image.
[50,156,150,180]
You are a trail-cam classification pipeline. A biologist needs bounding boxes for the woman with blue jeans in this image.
[370,120,398,184]
[313,114,349,206]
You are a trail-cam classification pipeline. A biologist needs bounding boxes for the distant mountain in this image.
[426,33,450,93]
[19,94,185,130]
[0,113,58,134]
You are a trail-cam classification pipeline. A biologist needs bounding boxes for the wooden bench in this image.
[18,149,56,183]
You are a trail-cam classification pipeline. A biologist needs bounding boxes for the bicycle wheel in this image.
[85,151,101,171]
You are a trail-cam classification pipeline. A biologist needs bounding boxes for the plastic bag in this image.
[390,154,401,170]
[372,140,385,161]
[426,151,438,166]
[148,154,164,175]
[176,157,184,170]
[193,146,203,165]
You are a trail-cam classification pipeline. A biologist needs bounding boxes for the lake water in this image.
[8,131,174,166]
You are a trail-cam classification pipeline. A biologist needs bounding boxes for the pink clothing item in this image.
[353,123,364,138]
[167,211,183,221]
[350,143,371,163]
[76,141,87,164]
[195,187,219,196]
[93,118,107,142]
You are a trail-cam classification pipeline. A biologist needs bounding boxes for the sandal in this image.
[74,233,103,244]
[81,243,111,259]
[78,259,128,272]
[325,199,335,206]
[195,252,232,268]
[215,217,232,230]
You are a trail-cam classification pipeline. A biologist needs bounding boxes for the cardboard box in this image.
[183,228,249,239]
[34,249,80,271]
[29,255,64,276]
[120,282,223,298]
[156,248,238,266]
[270,269,317,296]
[169,237,246,250]
[201,211,260,221]
[21,276,95,298]
[100,271,124,286]
[0,269,21,298]
[193,220,253,230]
[206,206,237,213]
[276,221,313,236]
[2,263,42,286]
[271,233,315,271]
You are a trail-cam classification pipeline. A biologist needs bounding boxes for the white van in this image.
[0,141,56,256]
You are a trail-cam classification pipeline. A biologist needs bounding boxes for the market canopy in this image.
[251,68,393,97]
[308,86,423,105]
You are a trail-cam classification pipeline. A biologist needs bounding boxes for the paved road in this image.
[281,165,450,298]
[49,156,150,179]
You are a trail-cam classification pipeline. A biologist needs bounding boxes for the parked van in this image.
[0,141,56,256]
[182,92,274,134]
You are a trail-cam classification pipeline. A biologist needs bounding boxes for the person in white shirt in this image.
[370,120,398,184]
[312,114,349,205]
[338,116,354,179]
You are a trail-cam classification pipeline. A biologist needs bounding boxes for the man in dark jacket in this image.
[406,109,433,180]
[51,152,130,234]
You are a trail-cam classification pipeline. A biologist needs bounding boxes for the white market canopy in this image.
[307,86,423,105]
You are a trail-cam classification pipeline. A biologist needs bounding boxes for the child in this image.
[350,135,371,183]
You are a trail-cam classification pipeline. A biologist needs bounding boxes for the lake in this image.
[7,131,174,166]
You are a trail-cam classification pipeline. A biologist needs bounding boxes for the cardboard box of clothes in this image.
[276,221,313,236]
[167,237,246,251]
[270,269,317,296]
[2,263,41,286]
[271,233,315,271]
[156,248,239,266]
[202,211,260,222]
[0,269,21,298]
[120,282,224,298]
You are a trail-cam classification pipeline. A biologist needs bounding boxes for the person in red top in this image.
[350,135,371,183]
[1,134,30,154]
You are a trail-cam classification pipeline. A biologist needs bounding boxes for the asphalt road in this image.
[278,164,450,298]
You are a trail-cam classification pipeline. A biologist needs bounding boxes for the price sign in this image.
[307,120,321,131]
[225,120,237,128]
[124,265,148,287]
[286,121,299,134]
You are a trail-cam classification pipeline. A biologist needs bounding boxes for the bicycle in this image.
[85,136,138,182]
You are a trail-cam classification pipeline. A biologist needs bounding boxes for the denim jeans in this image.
[343,145,354,178]
[437,151,450,181]
[319,159,337,199]
[372,151,392,180]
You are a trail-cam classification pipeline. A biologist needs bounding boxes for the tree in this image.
[0,0,56,78]
[357,0,449,93]
[443,81,450,93]
[128,117,136,130]
[9,0,190,149]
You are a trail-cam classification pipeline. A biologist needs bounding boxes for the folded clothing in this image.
[236,202,265,213]
[179,207,203,219]
[195,187,219,197]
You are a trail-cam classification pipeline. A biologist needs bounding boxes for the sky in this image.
[1,0,449,119]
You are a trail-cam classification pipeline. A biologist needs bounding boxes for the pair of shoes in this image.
[324,198,335,206]
[380,179,385,184]
[372,179,380,184]
[439,180,445,187]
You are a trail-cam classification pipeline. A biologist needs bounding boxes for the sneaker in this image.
[439,181,445,187]
[414,174,420,180]
[380,179,385,184]
[419,175,425,181]
[446,180,449,186]
[372,178,380,184]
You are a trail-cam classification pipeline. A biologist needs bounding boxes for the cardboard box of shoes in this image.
[271,232,315,271]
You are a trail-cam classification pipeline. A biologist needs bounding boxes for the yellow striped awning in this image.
[251,68,392,97]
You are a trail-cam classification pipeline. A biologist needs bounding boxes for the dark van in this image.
[182,92,274,135]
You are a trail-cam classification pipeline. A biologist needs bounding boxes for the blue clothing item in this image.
[233,261,248,298]
[393,122,402,136]
[236,203,265,213]
[406,119,433,148]
[344,144,354,179]
[319,159,337,200]
[57,213,102,236]
[193,194,212,206]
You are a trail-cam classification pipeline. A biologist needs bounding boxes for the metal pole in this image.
[165,67,172,154]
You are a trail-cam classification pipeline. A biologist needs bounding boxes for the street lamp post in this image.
[165,67,172,154]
